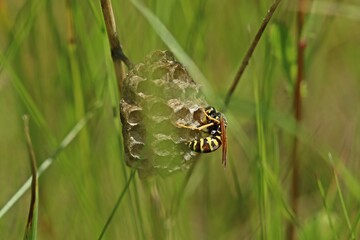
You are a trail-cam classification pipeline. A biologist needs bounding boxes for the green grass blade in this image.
[316,177,338,240]
[98,170,136,240]
[2,62,48,134]
[0,0,45,75]
[129,0,217,102]
[331,154,355,239]
[0,104,100,219]
[0,0,53,141]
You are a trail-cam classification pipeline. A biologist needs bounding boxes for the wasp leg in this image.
[188,135,222,153]
[202,108,220,124]
[176,122,197,130]
[176,122,214,131]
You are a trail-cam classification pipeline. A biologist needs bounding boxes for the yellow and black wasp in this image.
[177,106,228,167]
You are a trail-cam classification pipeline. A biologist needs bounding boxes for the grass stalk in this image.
[99,2,144,238]
[0,0,45,75]
[224,0,282,108]
[129,0,215,100]
[131,178,147,240]
[254,75,269,238]
[333,167,355,239]
[0,104,99,219]
[23,115,38,240]
[100,0,132,93]
[66,0,90,162]
[316,177,338,240]
[286,1,307,239]
[98,170,136,240]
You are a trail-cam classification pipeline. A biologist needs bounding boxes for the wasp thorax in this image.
[120,50,208,177]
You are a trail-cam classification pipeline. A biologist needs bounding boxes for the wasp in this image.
[177,106,228,167]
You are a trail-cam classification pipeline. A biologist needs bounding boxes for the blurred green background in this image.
[1,0,360,239]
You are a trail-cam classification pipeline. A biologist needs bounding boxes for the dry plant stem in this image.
[287,1,307,239]
[100,0,133,93]
[23,115,37,230]
[224,0,282,108]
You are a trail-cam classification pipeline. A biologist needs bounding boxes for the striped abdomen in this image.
[187,135,222,153]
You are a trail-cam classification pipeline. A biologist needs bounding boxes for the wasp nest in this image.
[120,50,208,176]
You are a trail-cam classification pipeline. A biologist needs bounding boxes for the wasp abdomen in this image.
[187,135,222,153]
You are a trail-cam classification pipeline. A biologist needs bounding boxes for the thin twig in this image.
[100,0,133,93]
[224,0,282,108]
[286,0,307,239]
[23,115,38,239]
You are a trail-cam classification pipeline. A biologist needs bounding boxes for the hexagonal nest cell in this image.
[120,50,209,176]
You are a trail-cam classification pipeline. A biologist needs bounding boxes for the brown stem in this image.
[100,0,133,93]
[287,1,307,239]
[23,115,38,235]
[224,0,282,108]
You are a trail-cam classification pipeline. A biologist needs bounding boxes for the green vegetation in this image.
[1,0,360,239]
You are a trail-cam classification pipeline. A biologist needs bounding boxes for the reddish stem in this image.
[224,0,282,108]
[287,1,307,240]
